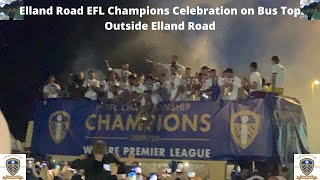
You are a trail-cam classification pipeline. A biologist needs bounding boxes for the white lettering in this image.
[172,7,180,15]
[151,21,184,31]
[181,149,188,157]
[123,147,129,155]
[188,22,215,31]
[121,147,166,157]
[104,21,148,31]
[240,8,255,15]
[107,146,120,154]
[114,147,119,154]
[257,7,277,16]
[136,147,141,156]
[87,6,105,15]
[159,148,165,157]
[108,146,114,153]
[20,7,25,15]
[129,147,135,155]
[83,146,93,154]
[175,148,181,157]
[189,149,196,157]
[170,148,174,157]
[108,7,115,15]
[56,6,83,15]
[105,22,113,31]
[172,6,237,16]
[170,148,211,158]
[141,148,149,156]
[19,6,53,15]
[280,7,300,17]
[205,149,211,158]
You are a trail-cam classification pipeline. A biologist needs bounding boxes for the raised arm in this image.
[69,158,89,170]
[146,59,170,69]
[105,60,112,71]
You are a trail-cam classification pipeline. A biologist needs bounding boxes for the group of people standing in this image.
[42,55,285,105]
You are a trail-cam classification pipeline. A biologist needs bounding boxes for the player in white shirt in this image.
[101,71,119,92]
[219,68,243,100]
[124,74,147,103]
[43,75,61,99]
[83,71,100,101]
[142,74,163,106]
[156,73,171,101]
[106,82,123,102]
[136,75,146,94]
[202,77,213,91]
[169,65,187,101]
[105,60,132,89]
[243,62,263,92]
[182,68,198,100]
[271,56,285,89]
[198,66,211,91]
[182,68,196,91]
[146,55,186,76]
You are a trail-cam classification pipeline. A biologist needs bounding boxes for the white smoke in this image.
[70,0,320,152]
[151,0,320,153]
[300,0,319,7]
[70,45,105,81]
[0,0,15,6]
[0,12,9,20]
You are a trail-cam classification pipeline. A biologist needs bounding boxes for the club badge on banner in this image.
[0,154,26,180]
[294,154,320,180]
[32,99,274,160]
[31,96,310,161]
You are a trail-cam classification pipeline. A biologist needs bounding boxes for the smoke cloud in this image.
[301,0,319,7]
[69,0,320,152]
[153,0,320,153]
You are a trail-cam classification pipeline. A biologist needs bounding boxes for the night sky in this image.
[0,0,154,140]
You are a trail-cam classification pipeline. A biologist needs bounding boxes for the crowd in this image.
[26,140,289,180]
[26,140,207,180]
[42,55,285,104]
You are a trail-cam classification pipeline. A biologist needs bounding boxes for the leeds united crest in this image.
[300,158,314,176]
[48,111,70,144]
[230,110,260,149]
[294,155,319,180]
[6,158,20,176]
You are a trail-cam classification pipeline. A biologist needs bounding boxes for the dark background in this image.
[0,0,161,140]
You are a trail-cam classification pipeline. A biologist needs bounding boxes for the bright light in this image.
[184,162,189,167]
[314,80,320,85]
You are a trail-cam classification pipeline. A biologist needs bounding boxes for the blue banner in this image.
[32,99,273,160]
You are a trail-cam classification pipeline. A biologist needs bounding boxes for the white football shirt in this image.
[83,79,100,100]
[250,72,263,91]
[43,83,61,99]
[272,64,285,88]
[222,76,242,100]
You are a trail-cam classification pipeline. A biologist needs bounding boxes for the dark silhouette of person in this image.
[8,8,15,20]
[307,9,313,20]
